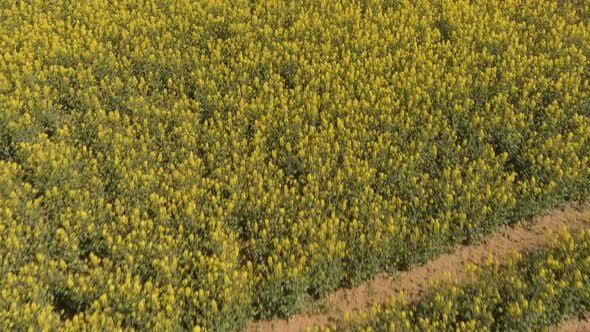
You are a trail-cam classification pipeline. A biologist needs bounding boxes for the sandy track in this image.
[554,313,590,332]
[246,206,590,332]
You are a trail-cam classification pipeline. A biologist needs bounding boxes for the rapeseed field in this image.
[0,0,589,330]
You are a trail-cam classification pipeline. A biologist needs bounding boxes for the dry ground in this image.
[246,206,590,332]
[555,313,590,332]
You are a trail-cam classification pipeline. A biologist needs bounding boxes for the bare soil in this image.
[246,206,590,332]
[555,314,590,332]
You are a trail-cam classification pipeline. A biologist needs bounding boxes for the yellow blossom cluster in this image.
[339,229,590,331]
[0,0,589,330]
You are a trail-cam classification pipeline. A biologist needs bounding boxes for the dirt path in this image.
[555,314,590,332]
[246,206,590,332]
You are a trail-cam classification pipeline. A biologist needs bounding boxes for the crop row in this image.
[337,228,590,331]
[1,0,589,330]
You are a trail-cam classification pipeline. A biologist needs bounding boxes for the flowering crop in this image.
[338,228,590,332]
[0,0,589,330]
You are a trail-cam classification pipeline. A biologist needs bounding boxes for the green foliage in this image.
[340,229,590,331]
[0,0,589,330]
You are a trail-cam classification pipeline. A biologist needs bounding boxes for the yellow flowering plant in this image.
[1,0,589,330]
[340,229,590,331]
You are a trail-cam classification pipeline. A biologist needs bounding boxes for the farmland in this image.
[1,0,589,331]
[250,207,590,331]
[338,226,590,332]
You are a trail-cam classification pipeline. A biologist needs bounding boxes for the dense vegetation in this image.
[0,0,589,330]
[338,228,590,331]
